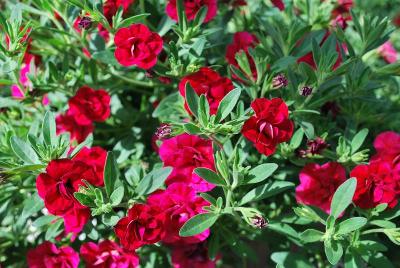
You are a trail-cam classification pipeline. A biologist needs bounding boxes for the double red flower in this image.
[27,241,79,268]
[241,98,294,156]
[166,0,218,23]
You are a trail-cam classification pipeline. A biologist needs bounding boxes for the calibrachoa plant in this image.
[1,0,400,267]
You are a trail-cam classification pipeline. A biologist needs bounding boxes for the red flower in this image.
[159,133,216,192]
[36,159,101,216]
[166,0,217,23]
[80,240,139,268]
[271,0,285,10]
[147,183,210,245]
[74,146,107,182]
[178,67,234,115]
[394,13,400,27]
[56,111,94,143]
[171,242,218,268]
[297,32,343,70]
[377,41,398,64]
[68,86,111,125]
[103,0,135,22]
[373,131,400,165]
[225,32,259,80]
[241,98,294,156]
[114,204,165,250]
[351,160,400,209]
[63,204,91,236]
[27,241,79,268]
[295,162,347,213]
[114,24,163,69]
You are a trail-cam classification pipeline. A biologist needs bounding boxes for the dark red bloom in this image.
[27,241,79,268]
[351,160,400,209]
[179,67,234,115]
[321,101,340,119]
[166,0,217,23]
[114,204,165,250]
[298,137,329,157]
[295,162,347,213]
[271,0,285,10]
[147,183,210,245]
[103,0,135,22]
[241,98,294,156]
[80,240,139,268]
[63,204,91,235]
[56,111,94,143]
[331,0,353,29]
[74,146,107,182]
[171,242,218,268]
[114,24,163,69]
[394,13,400,27]
[68,86,111,125]
[159,133,215,192]
[372,131,400,165]
[225,32,259,80]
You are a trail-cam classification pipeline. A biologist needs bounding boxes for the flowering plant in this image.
[1,0,400,267]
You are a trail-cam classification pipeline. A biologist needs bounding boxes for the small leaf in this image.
[243,163,278,184]
[10,136,40,164]
[110,186,124,206]
[336,217,367,235]
[32,215,58,228]
[117,13,150,28]
[194,168,226,186]
[45,218,63,240]
[21,193,44,219]
[330,178,357,218]
[69,134,93,158]
[324,239,343,265]
[185,83,199,117]
[239,181,294,205]
[215,88,241,122]
[179,213,219,237]
[74,192,95,207]
[136,167,173,196]
[300,229,324,243]
[290,128,304,149]
[198,94,210,127]
[183,123,202,134]
[199,193,217,206]
[104,152,119,197]
[351,128,368,154]
[43,111,57,147]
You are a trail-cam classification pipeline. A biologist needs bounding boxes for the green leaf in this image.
[92,50,119,66]
[136,167,173,196]
[69,134,94,158]
[10,136,40,164]
[74,192,95,207]
[194,168,226,186]
[290,128,304,149]
[185,83,199,117]
[179,213,219,237]
[110,186,124,206]
[45,218,63,240]
[324,239,343,265]
[199,193,217,206]
[299,121,315,140]
[198,95,210,127]
[104,152,119,197]
[42,111,57,148]
[183,123,202,134]
[117,13,150,29]
[102,213,120,227]
[271,252,313,268]
[215,88,241,122]
[351,128,368,154]
[32,215,58,228]
[330,178,357,218]
[239,181,294,205]
[21,193,44,219]
[336,217,367,235]
[243,163,278,184]
[300,229,324,243]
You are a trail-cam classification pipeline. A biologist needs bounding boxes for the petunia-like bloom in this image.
[63,204,91,235]
[114,24,163,69]
[80,240,139,268]
[114,203,166,251]
[351,160,400,209]
[74,146,107,182]
[147,183,210,245]
[372,131,400,165]
[171,242,218,268]
[159,133,216,192]
[103,0,135,22]
[330,0,352,29]
[68,86,111,125]
[56,111,94,143]
[377,41,398,64]
[178,67,234,115]
[27,241,79,268]
[241,98,294,156]
[295,162,347,213]
[166,0,217,23]
[225,32,259,80]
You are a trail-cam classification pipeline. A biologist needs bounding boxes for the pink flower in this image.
[372,131,400,165]
[80,240,139,268]
[159,134,215,192]
[74,146,107,182]
[378,41,398,64]
[295,162,347,213]
[11,58,34,99]
[166,0,217,23]
[27,241,79,268]
[147,183,210,245]
[171,242,217,268]
[63,204,91,236]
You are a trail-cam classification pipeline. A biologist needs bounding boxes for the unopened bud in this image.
[78,17,92,30]
[299,86,313,96]
[251,215,268,229]
[272,74,288,89]
[155,124,172,140]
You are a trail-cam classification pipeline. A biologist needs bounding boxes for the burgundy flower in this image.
[351,160,400,209]
[74,146,107,182]
[27,241,79,268]
[80,240,139,268]
[114,204,166,251]
[295,162,347,213]
[178,67,234,115]
[63,204,91,235]
[166,0,217,23]
[159,133,215,192]
[225,32,259,80]
[171,242,218,268]
[241,98,294,156]
[147,183,210,245]
[56,111,94,143]
[331,0,353,29]
[114,24,163,69]
[272,74,288,89]
[298,137,329,157]
[103,0,135,22]
[372,131,400,165]
[68,86,111,125]
[271,0,285,10]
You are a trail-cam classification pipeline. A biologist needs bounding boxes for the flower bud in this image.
[155,124,172,140]
[299,86,313,96]
[78,17,92,30]
[272,74,288,89]
[251,215,268,228]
